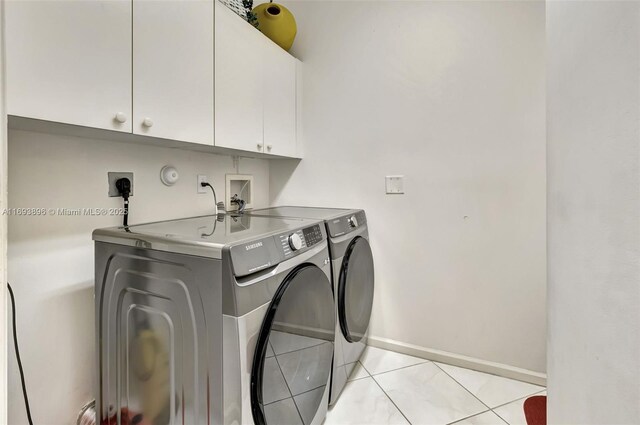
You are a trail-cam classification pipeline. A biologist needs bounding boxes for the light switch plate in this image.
[385,175,404,194]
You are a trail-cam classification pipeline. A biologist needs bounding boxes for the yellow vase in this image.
[252,2,297,51]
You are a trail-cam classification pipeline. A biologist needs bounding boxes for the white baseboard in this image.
[366,335,546,387]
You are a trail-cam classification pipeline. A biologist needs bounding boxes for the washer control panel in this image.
[278,224,325,259]
[303,224,323,246]
[279,229,307,257]
[230,222,327,277]
[288,233,303,251]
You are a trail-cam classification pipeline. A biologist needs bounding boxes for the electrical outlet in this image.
[108,172,134,197]
[197,175,209,194]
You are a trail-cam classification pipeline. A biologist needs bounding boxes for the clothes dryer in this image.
[247,207,374,405]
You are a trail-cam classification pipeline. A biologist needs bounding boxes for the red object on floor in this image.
[101,408,152,425]
[524,395,547,425]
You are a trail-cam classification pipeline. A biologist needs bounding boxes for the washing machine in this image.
[93,213,335,425]
[246,207,374,405]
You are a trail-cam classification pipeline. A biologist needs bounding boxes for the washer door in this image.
[338,237,375,343]
[251,264,335,425]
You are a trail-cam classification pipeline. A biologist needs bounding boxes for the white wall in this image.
[270,0,547,373]
[547,1,640,423]
[7,129,270,424]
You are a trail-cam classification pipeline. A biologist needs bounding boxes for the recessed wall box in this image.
[226,174,253,211]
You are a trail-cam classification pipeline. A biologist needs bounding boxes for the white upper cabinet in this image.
[5,0,301,157]
[262,42,298,157]
[215,2,301,157]
[215,2,265,154]
[5,0,132,132]
[133,0,214,145]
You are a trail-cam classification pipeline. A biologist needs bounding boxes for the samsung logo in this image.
[245,241,263,251]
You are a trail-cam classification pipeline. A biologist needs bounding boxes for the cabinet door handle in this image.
[114,112,128,123]
[257,142,263,151]
[142,117,154,128]
[266,144,273,151]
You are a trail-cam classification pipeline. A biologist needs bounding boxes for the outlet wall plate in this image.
[197,175,209,194]
[385,175,404,194]
[108,172,134,197]
[226,174,253,211]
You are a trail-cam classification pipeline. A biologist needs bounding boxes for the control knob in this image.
[288,233,303,251]
[348,215,358,228]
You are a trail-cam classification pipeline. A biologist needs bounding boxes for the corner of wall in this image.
[0,0,9,422]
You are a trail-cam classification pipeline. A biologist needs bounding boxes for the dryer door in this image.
[251,264,335,425]
[338,236,375,343]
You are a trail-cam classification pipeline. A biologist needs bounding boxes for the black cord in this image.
[123,198,129,227]
[202,182,218,214]
[7,283,34,425]
[115,178,131,227]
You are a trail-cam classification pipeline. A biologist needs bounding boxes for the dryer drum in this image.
[338,236,375,343]
[250,264,335,425]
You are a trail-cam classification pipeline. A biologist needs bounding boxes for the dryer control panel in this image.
[326,210,367,237]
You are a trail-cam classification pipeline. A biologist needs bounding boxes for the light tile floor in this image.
[263,331,334,425]
[325,346,545,425]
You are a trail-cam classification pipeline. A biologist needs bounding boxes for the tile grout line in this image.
[272,349,306,425]
[358,359,374,376]
[271,339,326,357]
[492,408,511,425]
[263,382,328,407]
[433,362,546,418]
[431,362,494,418]
[446,409,496,425]
[359,347,546,425]
[359,352,447,425]
[362,359,430,378]
[359,354,418,424]
[490,388,547,412]
[369,374,414,425]
[346,375,369,382]
[345,360,412,424]
[345,361,370,382]
[489,388,547,425]
[368,360,493,425]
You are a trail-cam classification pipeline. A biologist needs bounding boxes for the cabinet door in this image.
[215,2,265,154]
[262,42,297,157]
[133,0,214,145]
[6,0,132,132]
